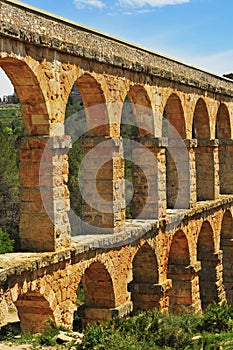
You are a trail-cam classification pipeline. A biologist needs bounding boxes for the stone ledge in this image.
[71,219,159,252]
[164,195,233,230]
[78,301,133,321]
[0,249,71,287]
[0,197,232,286]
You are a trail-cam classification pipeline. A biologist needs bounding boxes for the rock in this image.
[192,335,202,340]
[72,331,84,339]
[56,331,74,344]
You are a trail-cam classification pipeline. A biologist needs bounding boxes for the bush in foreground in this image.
[78,303,233,350]
[3,303,233,349]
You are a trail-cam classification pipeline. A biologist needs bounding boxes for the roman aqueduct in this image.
[0,0,233,333]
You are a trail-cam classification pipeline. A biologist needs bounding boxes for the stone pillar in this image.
[218,139,233,194]
[187,262,202,313]
[128,279,172,313]
[198,252,220,309]
[195,139,219,201]
[215,250,226,304]
[19,135,71,252]
[166,139,197,209]
[184,140,197,208]
[131,137,167,220]
[80,136,125,234]
[168,262,201,313]
[221,236,233,305]
[78,301,133,326]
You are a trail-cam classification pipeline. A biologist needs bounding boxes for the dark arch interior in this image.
[197,221,217,309]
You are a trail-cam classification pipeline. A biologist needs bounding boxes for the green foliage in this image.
[0,227,14,253]
[65,99,86,229]
[65,99,84,120]
[3,304,233,349]
[77,303,233,350]
[78,310,197,350]
[67,139,84,219]
[81,324,107,349]
[200,302,233,333]
[76,280,85,306]
[4,318,67,348]
[0,104,23,249]
[35,318,62,346]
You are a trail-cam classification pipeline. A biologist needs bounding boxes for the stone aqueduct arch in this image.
[1,0,233,332]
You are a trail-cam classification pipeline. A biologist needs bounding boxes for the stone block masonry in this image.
[1,0,233,332]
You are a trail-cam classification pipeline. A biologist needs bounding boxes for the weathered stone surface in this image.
[1,0,233,334]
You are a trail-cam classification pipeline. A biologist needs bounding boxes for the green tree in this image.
[0,106,23,250]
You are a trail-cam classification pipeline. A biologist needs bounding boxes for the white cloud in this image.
[117,0,189,8]
[178,50,233,76]
[73,0,105,9]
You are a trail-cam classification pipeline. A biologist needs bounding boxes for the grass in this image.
[2,318,71,349]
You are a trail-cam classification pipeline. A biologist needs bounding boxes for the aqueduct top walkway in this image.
[1,0,233,333]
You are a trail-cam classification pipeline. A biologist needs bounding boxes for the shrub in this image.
[36,318,62,346]
[81,324,108,349]
[200,302,233,333]
[0,227,14,253]
[79,309,195,350]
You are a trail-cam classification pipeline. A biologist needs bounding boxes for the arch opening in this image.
[76,262,115,325]
[66,74,116,234]
[163,93,186,139]
[0,58,49,136]
[76,73,109,136]
[0,58,61,252]
[197,221,218,309]
[193,98,214,201]
[0,66,25,250]
[15,291,54,333]
[120,95,140,219]
[120,86,157,220]
[162,94,187,209]
[167,230,192,313]
[128,243,160,312]
[216,104,231,139]
[192,98,210,140]
[216,104,233,194]
[65,83,86,235]
[220,211,233,305]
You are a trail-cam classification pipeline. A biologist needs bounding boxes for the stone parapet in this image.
[1,1,233,97]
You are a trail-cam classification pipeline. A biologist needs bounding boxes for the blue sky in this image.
[1,0,233,97]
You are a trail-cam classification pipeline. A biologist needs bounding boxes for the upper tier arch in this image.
[0,57,49,136]
[215,103,231,139]
[163,93,186,139]
[192,98,210,140]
